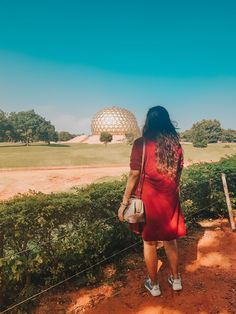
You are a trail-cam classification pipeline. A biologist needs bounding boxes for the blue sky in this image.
[0,0,235,133]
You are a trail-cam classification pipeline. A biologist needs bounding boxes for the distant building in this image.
[91,106,140,136]
[68,106,140,144]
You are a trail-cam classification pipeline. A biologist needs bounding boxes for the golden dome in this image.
[91,106,140,136]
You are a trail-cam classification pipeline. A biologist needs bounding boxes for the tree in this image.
[220,129,236,143]
[8,110,38,145]
[180,129,193,142]
[192,120,222,143]
[192,129,208,148]
[100,132,113,145]
[58,131,76,141]
[37,120,58,144]
[181,119,222,144]
[0,110,14,142]
[8,110,57,145]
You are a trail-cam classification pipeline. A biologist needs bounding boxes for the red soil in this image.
[35,218,236,314]
[0,165,129,200]
[0,163,197,201]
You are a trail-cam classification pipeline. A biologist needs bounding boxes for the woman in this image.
[118,106,186,297]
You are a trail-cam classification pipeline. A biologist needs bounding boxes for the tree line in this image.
[0,110,77,144]
[1,110,235,147]
[180,119,236,147]
[101,120,236,147]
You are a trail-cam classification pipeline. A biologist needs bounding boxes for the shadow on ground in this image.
[0,143,70,148]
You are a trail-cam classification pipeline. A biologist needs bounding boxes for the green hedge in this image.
[0,178,137,310]
[180,154,236,224]
[0,156,236,311]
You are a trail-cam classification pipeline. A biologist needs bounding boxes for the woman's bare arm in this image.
[123,170,140,202]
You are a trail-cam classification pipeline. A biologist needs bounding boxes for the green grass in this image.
[0,143,130,168]
[0,142,236,168]
[181,142,236,163]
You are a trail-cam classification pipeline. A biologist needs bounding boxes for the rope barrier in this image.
[184,200,222,219]
[0,240,142,314]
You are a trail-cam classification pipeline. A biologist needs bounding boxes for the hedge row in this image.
[0,155,236,311]
[180,154,236,223]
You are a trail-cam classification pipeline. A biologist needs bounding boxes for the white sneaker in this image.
[168,273,182,291]
[144,278,161,296]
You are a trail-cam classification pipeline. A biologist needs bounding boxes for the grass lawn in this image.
[0,142,236,168]
[181,142,236,163]
[0,143,130,168]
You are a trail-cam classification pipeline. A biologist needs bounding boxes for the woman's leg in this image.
[143,240,158,285]
[163,239,179,279]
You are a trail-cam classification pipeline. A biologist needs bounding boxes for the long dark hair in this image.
[142,106,178,140]
[142,106,180,178]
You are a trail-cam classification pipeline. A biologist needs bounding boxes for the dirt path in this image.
[0,162,196,201]
[35,218,236,314]
[0,165,129,200]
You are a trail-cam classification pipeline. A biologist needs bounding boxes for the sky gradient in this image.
[0,0,236,133]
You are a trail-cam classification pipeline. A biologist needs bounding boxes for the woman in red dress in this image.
[118,106,186,296]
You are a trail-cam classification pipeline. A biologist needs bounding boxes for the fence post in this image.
[221,173,236,231]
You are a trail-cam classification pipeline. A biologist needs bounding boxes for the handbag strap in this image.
[136,138,146,198]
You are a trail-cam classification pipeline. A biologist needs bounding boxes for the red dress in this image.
[129,137,186,241]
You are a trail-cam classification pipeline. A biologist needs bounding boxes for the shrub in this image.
[192,139,208,148]
[0,156,236,311]
[180,155,236,220]
[0,178,136,310]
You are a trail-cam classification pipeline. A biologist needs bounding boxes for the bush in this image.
[180,155,236,221]
[0,177,136,310]
[192,139,208,148]
[0,156,236,310]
